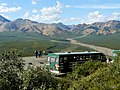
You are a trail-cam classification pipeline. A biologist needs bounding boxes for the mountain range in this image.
[0,15,120,36]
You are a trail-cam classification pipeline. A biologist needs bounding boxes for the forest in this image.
[0,49,120,90]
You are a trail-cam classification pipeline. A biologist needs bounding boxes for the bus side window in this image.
[56,58,59,63]
[83,56,86,60]
[50,58,55,62]
[64,57,68,63]
[86,55,89,60]
[48,57,50,62]
[98,55,101,60]
[64,57,67,60]
[80,56,83,60]
[102,55,107,61]
[60,57,63,63]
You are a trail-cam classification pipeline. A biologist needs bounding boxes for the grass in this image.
[0,32,53,56]
[75,33,120,50]
[0,31,92,56]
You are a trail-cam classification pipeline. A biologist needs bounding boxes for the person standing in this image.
[43,50,45,55]
[35,50,38,58]
[38,50,41,58]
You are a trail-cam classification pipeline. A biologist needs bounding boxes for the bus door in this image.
[49,57,56,71]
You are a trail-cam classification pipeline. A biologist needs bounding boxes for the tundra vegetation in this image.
[0,32,93,56]
[76,33,120,49]
[0,49,120,90]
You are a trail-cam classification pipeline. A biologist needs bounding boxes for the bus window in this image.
[56,58,59,63]
[91,55,95,60]
[48,57,50,62]
[60,57,63,63]
[50,58,55,62]
[76,56,80,60]
[80,56,83,60]
[86,55,90,60]
[83,56,86,60]
[97,55,101,60]
[94,55,98,60]
[101,55,106,62]
[64,57,67,60]
[63,57,68,63]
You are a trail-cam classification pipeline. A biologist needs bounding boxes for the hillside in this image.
[0,15,120,36]
[0,15,120,53]
[0,18,70,36]
[0,32,52,56]
[0,32,93,56]
[0,15,11,24]
[71,20,120,36]
[76,33,120,49]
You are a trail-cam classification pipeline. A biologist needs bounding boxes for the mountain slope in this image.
[72,20,120,35]
[76,33,120,49]
[0,15,120,36]
[0,18,70,36]
[0,15,11,25]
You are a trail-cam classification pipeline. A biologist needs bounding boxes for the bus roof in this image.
[48,51,103,56]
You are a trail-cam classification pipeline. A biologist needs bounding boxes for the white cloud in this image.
[39,1,63,23]
[108,12,120,21]
[0,3,7,6]
[56,1,64,8]
[40,15,61,22]
[81,11,105,24]
[22,10,120,24]
[23,1,63,23]
[41,7,62,16]
[62,18,68,22]
[65,5,71,8]
[80,11,120,24]
[88,11,105,21]
[70,17,80,21]
[72,4,120,9]
[30,14,41,21]
[32,9,38,13]
[40,1,63,16]
[22,2,120,24]
[58,17,80,24]
[22,12,30,19]
[22,1,81,24]
[0,4,21,13]
[32,0,37,4]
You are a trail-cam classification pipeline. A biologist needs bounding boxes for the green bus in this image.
[112,50,120,57]
[46,51,107,74]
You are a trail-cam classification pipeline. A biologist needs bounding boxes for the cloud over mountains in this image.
[0,1,120,25]
[22,1,120,24]
[0,3,21,13]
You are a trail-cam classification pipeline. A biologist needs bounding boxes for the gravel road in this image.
[23,55,47,69]
[51,38,113,56]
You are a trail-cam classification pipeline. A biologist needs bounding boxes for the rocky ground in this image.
[23,55,48,69]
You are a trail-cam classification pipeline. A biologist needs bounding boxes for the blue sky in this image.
[0,0,120,25]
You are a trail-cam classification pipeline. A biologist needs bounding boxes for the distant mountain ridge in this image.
[0,18,70,36]
[71,20,120,35]
[0,15,120,36]
[0,15,11,25]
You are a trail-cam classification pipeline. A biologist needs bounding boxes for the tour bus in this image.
[46,51,107,74]
[111,50,120,62]
[112,50,120,57]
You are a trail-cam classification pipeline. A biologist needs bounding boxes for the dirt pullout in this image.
[23,56,47,69]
